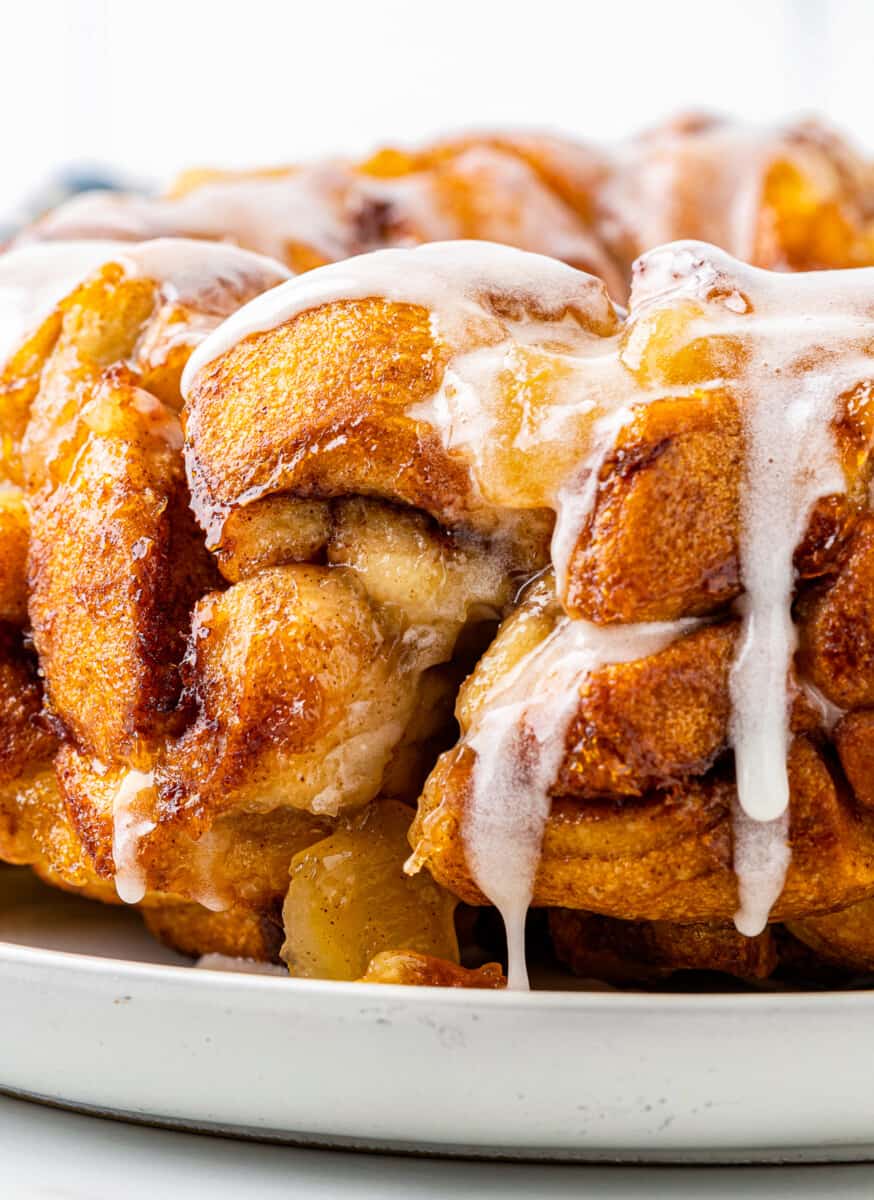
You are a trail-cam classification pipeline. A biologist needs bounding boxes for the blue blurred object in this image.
[0,164,152,241]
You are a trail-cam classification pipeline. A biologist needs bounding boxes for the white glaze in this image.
[464,611,700,989]
[111,769,156,905]
[182,240,633,592]
[24,165,358,267]
[732,808,791,939]
[549,405,630,600]
[597,117,857,271]
[0,238,289,377]
[117,238,290,308]
[728,369,844,822]
[728,363,845,932]
[801,680,846,733]
[195,954,288,976]
[181,239,614,393]
[0,241,126,370]
[188,829,234,914]
[601,121,774,266]
[632,241,874,936]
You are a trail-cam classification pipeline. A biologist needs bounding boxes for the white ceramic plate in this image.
[1,864,873,1164]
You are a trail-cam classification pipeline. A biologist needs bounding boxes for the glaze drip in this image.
[464,611,700,989]
[729,369,845,933]
[111,769,156,905]
[635,243,870,935]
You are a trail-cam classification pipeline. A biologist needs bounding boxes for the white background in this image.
[2,0,872,214]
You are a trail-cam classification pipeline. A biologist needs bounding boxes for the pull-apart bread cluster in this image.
[18,114,874,298]
[4,115,874,990]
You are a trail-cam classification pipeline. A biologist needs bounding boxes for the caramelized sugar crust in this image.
[413,729,874,923]
[142,901,286,962]
[185,300,468,540]
[787,896,874,973]
[359,950,505,988]
[549,909,778,985]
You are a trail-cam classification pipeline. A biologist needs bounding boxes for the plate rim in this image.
[8,1083,874,1164]
[4,934,874,1013]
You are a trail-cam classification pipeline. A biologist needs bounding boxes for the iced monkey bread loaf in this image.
[175,239,874,986]
[4,187,874,986]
